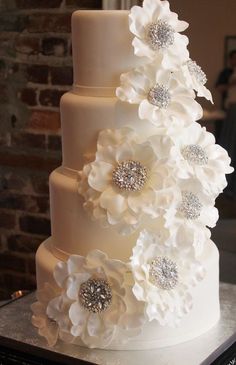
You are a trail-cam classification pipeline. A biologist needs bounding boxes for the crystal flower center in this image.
[79,278,112,313]
[148,84,171,109]
[147,21,175,50]
[187,60,207,85]
[112,160,148,192]
[178,191,202,220]
[182,144,208,165]
[149,256,178,290]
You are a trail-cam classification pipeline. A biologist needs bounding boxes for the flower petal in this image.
[88,161,113,192]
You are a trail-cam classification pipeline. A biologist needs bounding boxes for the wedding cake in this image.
[31,0,233,350]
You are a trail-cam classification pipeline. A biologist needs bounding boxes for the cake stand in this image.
[0,282,235,365]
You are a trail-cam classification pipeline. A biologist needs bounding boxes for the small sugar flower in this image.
[164,179,219,242]
[168,122,234,197]
[129,0,189,68]
[176,59,213,102]
[48,251,145,349]
[130,230,205,326]
[116,65,203,127]
[78,127,173,235]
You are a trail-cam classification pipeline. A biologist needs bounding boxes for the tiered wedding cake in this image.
[32,0,233,350]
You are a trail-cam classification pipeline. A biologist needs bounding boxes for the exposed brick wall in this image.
[0,0,102,300]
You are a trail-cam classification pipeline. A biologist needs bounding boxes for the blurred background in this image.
[0,0,235,300]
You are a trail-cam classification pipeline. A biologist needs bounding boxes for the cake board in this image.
[0,282,235,365]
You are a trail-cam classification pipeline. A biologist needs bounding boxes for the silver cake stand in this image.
[0,282,235,365]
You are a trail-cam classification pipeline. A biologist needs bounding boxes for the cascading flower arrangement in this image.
[32,0,233,349]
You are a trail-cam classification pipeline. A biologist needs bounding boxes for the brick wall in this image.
[0,0,102,300]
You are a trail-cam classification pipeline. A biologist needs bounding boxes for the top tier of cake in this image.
[72,10,141,96]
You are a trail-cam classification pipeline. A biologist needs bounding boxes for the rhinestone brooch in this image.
[147,21,175,50]
[79,278,112,313]
[149,256,178,290]
[178,191,202,220]
[187,60,207,85]
[148,84,171,109]
[112,160,148,192]
[182,144,208,165]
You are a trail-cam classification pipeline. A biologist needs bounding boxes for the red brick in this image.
[20,88,37,106]
[50,66,73,85]
[28,110,61,131]
[0,59,6,72]
[26,256,36,275]
[42,37,68,56]
[0,149,61,172]
[19,215,51,235]
[48,135,61,151]
[0,14,28,32]
[27,65,48,84]
[35,196,50,214]
[0,252,26,272]
[0,192,30,211]
[16,0,62,8]
[8,234,42,253]
[0,233,7,251]
[0,83,8,103]
[27,13,71,33]
[0,211,16,230]
[66,0,102,8]
[1,171,28,192]
[31,174,49,195]
[2,169,49,195]
[0,192,49,214]
[39,89,65,107]
[15,36,40,55]
[11,131,46,149]
[0,133,9,147]
[11,115,17,129]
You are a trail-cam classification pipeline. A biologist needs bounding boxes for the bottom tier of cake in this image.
[36,238,220,350]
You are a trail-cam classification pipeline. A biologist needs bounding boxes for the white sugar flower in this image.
[116,65,203,127]
[130,230,205,327]
[166,221,211,258]
[47,251,145,349]
[129,0,189,68]
[176,60,213,103]
[31,283,67,346]
[78,127,173,235]
[164,179,219,242]
[168,122,234,197]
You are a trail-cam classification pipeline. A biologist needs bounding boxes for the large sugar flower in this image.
[47,251,145,349]
[176,59,213,103]
[130,230,205,327]
[116,65,203,127]
[31,283,73,346]
[78,127,173,235]
[166,122,234,197]
[129,0,189,68]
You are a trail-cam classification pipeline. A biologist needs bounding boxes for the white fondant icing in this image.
[72,10,141,93]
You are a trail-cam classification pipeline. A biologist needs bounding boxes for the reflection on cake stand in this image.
[0,283,235,365]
